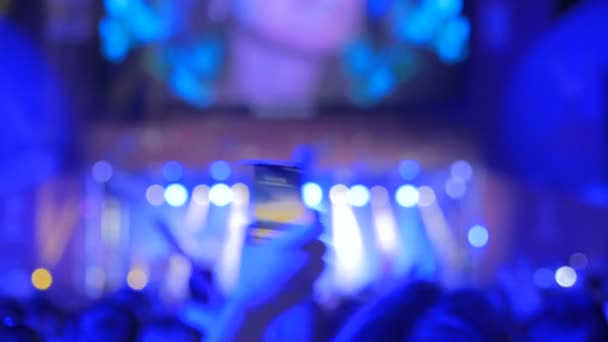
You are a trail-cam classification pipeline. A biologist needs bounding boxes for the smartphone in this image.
[248,162,309,243]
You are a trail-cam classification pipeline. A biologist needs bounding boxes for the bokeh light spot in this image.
[164,184,189,207]
[31,268,53,291]
[468,224,489,248]
[302,182,323,207]
[555,266,577,288]
[349,185,370,207]
[146,184,165,206]
[209,184,232,206]
[127,268,148,291]
[395,185,419,207]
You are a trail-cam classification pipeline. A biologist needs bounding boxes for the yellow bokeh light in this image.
[127,268,148,291]
[31,268,53,291]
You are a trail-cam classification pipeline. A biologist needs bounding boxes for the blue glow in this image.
[395,185,419,207]
[368,0,392,18]
[436,16,470,63]
[3,316,14,327]
[402,8,438,44]
[169,67,214,107]
[127,1,170,42]
[209,184,232,206]
[451,160,473,181]
[345,41,375,75]
[99,18,131,62]
[302,182,323,208]
[555,266,577,288]
[104,0,131,17]
[367,65,396,99]
[445,178,467,199]
[434,0,463,17]
[348,185,370,207]
[468,225,489,248]
[162,161,183,181]
[164,184,189,207]
[91,160,113,183]
[209,161,231,181]
[398,160,421,180]
[192,38,224,78]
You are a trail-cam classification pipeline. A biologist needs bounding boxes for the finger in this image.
[300,239,327,259]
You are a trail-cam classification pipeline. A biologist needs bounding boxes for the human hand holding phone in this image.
[209,210,326,342]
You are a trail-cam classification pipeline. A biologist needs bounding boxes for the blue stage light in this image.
[468,224,489,248]
[436,16,470,63]
[169,67,214,107]
[91,160,113,183]
[345,41,375,75]
[367,64,396,99]
[209,161,231,181]
[403,8,437,44]
[349,185,370,207]
[164,183,189,207]
[395,185,419,207]
[399,160,421,180]
[162,161,183,181]
[192,38,224,78]
[99,18,131,62]
[451,159,473,181]
[555,266,577,288]
[104,0,131,17]
[302,182,323,208]
[209,184,232,206]
[434,0,463,17]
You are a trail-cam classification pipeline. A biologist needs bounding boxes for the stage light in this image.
[467,224,489,248]
[569,253,588,270]
[162,161,183,181]
[345,40,374,74]
[192,185,210,206]
[31,268,52,291]
[127,268,148,291]
[169,67,215,108]
[402,7,437,44]
[348,185,370,207]
[146,184,165,206]
[417,186,436,207]
[396,185,419,207]
[330,185,349,205]
[436,16,470,63]
[370,186,390,207]
[99,17,131,62]
[91,160,113,183]
[231,183,249,205]
[451,160,473,181]
[302,182,323,207]
[445,178,467,199]
[209,160,231,181]
[104,0,130,17]
[85,266,105,298]
[331,198,365,295]
[128,0,170,42]
[555,266,577,288]
[164,184,189,207]
[368,65,396,99]
[209,184,232,206]
[435,0,463,17]
[398,160,421,180]
[533,268,554,288]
